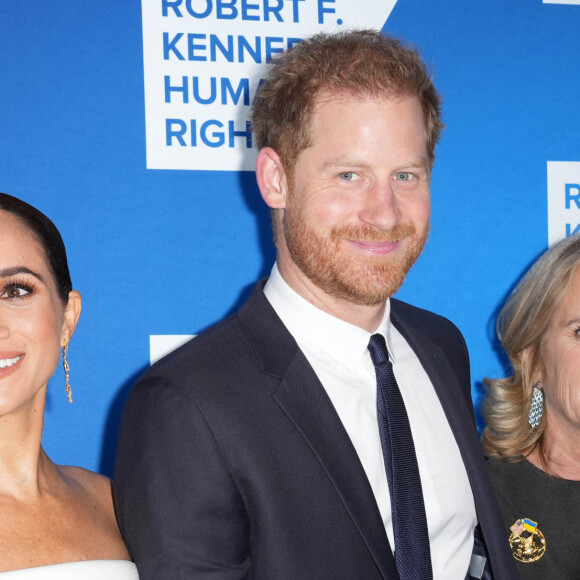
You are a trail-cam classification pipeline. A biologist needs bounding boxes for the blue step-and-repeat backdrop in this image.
[0,0,579,476]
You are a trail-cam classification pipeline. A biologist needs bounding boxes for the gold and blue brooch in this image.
[509,518,546,563]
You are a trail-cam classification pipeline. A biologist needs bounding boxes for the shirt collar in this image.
[264,263,397,371]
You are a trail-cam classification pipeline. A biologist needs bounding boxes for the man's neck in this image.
[276,260,386,333]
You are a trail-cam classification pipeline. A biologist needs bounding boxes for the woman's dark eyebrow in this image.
[0,266,44,282]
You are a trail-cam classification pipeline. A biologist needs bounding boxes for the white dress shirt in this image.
[264,263,477,580]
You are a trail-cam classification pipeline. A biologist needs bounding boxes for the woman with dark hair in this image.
[0,194,138,578]
[483,233,580,579]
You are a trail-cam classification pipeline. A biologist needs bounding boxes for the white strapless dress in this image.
[0,560,139,578]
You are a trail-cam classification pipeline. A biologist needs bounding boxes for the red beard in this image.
[283,206,429,306]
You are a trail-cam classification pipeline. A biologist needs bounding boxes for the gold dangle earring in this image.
[63,342,73,403]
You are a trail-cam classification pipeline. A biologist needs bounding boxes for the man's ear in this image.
[255,147,288,209]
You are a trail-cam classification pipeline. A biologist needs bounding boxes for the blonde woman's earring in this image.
[528,382,543,428]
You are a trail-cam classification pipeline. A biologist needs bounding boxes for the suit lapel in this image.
[274,352,398,579]
[390,302,518,576]
[390,301,491,516]
[239,283,398,580]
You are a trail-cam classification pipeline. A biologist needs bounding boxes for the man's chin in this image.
[324,241,426,304]
[284,217,429,306]
[310,266,408,306]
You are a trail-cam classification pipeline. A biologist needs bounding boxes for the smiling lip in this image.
[0,352,24,380]
[346,239,402,255]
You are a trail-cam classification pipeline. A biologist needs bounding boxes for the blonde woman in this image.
[483,233,580,579]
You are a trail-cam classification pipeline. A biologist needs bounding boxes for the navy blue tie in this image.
[368,333,433,580]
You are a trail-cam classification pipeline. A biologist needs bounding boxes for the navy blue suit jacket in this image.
[114,281,517,579]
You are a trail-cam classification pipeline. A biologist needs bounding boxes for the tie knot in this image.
[368,333,389,367]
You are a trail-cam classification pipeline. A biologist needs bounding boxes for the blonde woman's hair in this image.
[482,233,580,467]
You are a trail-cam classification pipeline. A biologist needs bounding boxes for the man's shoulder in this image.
[143,311,250,383]
[390,297,464,340]
[134,281,290,395]
[125,312,261,411]
[391,298,472,400]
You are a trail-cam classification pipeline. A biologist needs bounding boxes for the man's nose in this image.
[358,181,400,231]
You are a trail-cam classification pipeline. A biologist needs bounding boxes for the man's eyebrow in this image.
[0,266,45,282]
[320,157,429,170]
[320,159,370,170]
[404,158,428,169]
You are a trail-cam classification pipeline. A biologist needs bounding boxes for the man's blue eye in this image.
[339,172,356,181]
[395,172,411,181]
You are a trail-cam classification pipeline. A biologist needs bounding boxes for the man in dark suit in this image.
[115,31,517,579]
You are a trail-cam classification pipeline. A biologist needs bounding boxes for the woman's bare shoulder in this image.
[57,465,130,559]
[57,465,117,520]
[59,466,112,497]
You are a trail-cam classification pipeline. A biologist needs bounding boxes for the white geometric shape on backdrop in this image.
[141,0,398,171]
[150,334,195,365]
[547,161,580,245]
